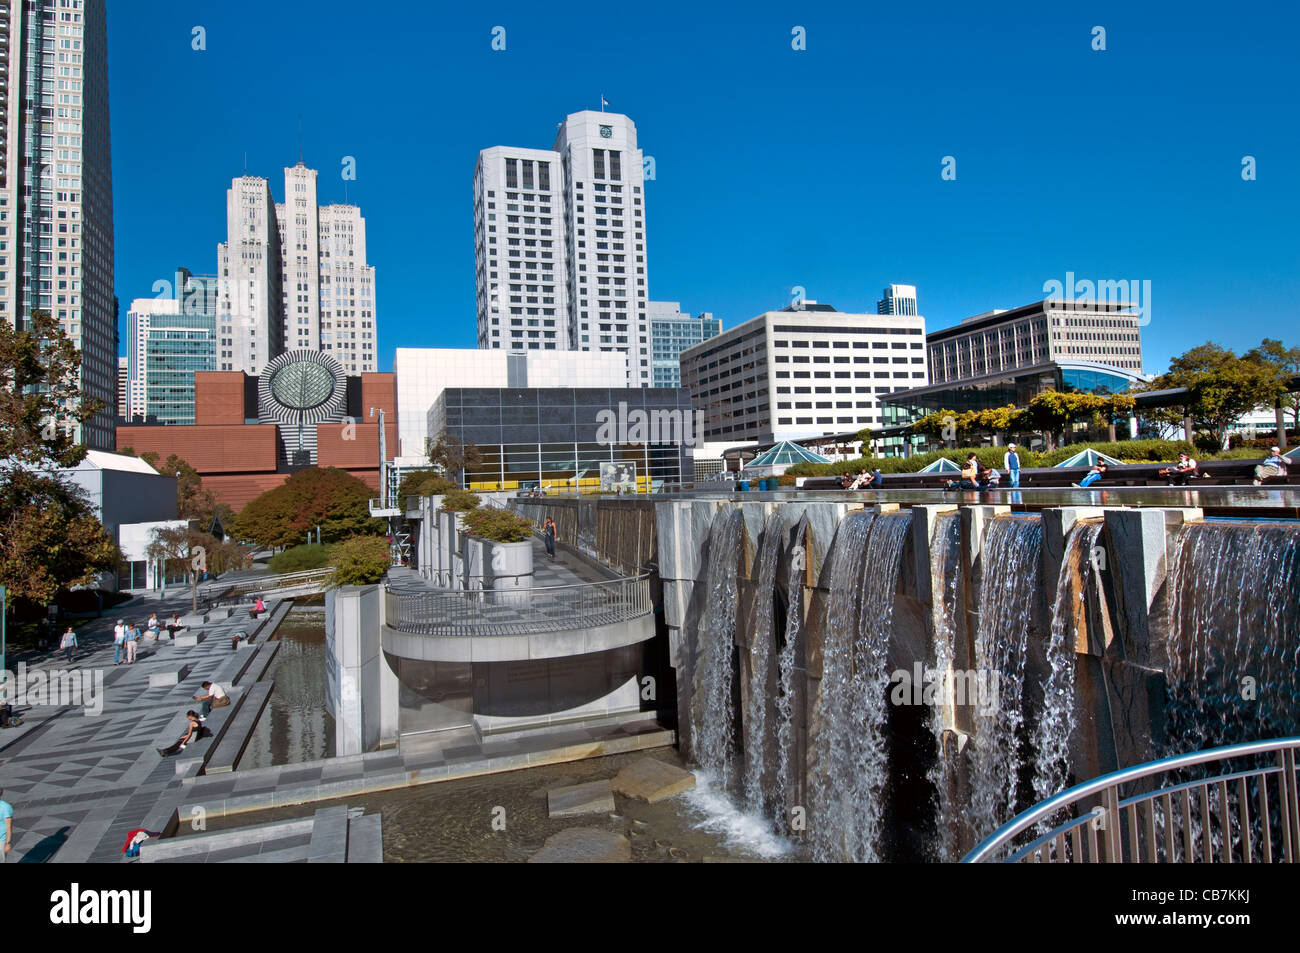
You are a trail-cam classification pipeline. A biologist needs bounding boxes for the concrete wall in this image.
[327,585,398,755]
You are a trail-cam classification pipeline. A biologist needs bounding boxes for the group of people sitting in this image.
[840,468,884,489]
[156,682,229,757]
[944,454,1006,491]
[112,614,186,665]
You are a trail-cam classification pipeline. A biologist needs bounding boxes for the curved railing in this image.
[964,737,1300,863]
[385,573,653,637]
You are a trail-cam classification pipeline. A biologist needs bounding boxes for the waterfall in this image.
[774,514,808,834]
[1033,520,1102,811]
[742,510,784,816]
[688,508,746,790]
[968,515,1043,845]
[1165,521,1300,753]
[926,511,964,862]
[808,510,912,862]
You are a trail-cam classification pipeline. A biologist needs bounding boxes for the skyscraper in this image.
[216,163,377,377]
[877,284,919,316]
[0,0,116,448]
[647,300,721,388]
[125,268,218,425]
[473,110,651,387]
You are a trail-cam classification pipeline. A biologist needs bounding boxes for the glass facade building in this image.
[648,304,722,388]
[127,271,219,426]
[429,386,696,492]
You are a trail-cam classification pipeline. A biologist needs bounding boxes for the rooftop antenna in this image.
[243,151,247,175]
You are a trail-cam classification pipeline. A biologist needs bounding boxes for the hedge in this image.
[268,543,332,574]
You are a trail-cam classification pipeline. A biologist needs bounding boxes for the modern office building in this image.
[880,298,1146,430]
[473,146,569,351]
[393,347,628,462]
[117,351,396,509]
[648,300,721,388]
[0,0,116,449]
[215,162,376,377]
[117,355,128,418]
[473,110,651,387]
[124,268,218,425]
[429,386,696,492]
[679,302,928,445]
[877,284,918,316]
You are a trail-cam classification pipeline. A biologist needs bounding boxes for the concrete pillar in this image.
[1128,414,1139,440]
[910,504,959,612]
[1183,415,1194,444]
[328,585,384,756]
[1040,507,1105,626]
[1277,403,1289,450]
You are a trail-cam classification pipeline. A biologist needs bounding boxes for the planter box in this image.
[463,536,533,601]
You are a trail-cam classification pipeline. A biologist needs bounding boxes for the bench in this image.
[152,686,246,777]
[173,630,206,648]
[147,663,193,689]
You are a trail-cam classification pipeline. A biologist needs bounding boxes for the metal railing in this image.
[964,737,1300,863]
[386,572,653,637]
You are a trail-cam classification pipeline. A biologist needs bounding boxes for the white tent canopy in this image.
[1054,447,1125,468]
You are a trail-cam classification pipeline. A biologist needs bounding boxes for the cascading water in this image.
[808,510,912,862]
[925,511,964,862]
[968,515,1043,845]
[1033,520,1102,816]
[742,510,784,816]
[688,508,746,791]
[1165,521,1300,753]
[773,515,808,834]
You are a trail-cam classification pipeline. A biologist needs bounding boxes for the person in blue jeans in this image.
[1,789,13,862]
[1076,460,1108,488]
[1003,443,1022,488]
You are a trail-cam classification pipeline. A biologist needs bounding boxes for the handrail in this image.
[385,572,653,637]
[963,736,1300,863]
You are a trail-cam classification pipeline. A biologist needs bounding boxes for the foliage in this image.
[1140,343,1284,450]
[427,433,483,486]
[329,535,392,586]
[0,470,119,607]
[146,525,251,612]
[397,470,455,499]
[231,467,384,550]
[462,507,533,543]
[0,309,102,469]
[267,543,332,574]
[1244,338,1300,429]
[0,311,116,607]
[440,489,482,512]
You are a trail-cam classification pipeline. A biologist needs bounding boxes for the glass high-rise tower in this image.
[0,0,116,448]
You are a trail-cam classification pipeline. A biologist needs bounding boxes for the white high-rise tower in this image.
[473,110,651,387]
[0,0,117,448]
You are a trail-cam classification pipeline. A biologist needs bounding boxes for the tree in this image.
[0,311,117,607]
[1245,338,1300,434]
[329,535,392,586]
[427,433,482,487]
[1145,343,1284,450]
[120,448,229,528]
[0,471,119,606]
[396,470,454,501]
[231,467,385,550]
[146,526,250,614]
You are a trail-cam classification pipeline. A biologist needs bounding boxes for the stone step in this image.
[203,681,275,774]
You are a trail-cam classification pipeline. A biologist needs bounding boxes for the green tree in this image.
[396,470,454,500]
[231,467,384,550]
[146,525,250,614]
[1145,343,1284,450]
[462,508,533,542]
[0,311,118,607]
[1245,338,1300,435]
[329,535,392,586]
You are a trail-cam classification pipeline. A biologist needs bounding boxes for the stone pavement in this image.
[0,594,284,863]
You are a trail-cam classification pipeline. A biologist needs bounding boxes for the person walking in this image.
[124,623,139,664]
[59,626,77,663]
[1003,443,1022,488]
[1253,446,1289,485]
[543,517,557,559]
[0,789,12,862]
[112,619,127,665]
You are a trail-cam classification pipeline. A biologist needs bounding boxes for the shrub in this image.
[462,508,533,543]
[268,543,331,574]
[329,535,392,586]
[398,470,455,499]
[441,489,481,512]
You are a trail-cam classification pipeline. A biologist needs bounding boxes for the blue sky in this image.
[109,0,1299,375]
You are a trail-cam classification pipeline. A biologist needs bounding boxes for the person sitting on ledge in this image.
[166,613,184,640]
[1253,446,1289,485]
[868,468,884,488]
[156,711,210,757]
[193,681,229,719]
[1074,460,1108,488]
[1158,452,1198,486]
[945,454,981,491]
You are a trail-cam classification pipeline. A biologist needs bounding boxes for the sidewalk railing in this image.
[964,737,1300,863]
[385,573,652,638]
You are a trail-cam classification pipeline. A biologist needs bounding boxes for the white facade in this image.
[217,163,377,377]
[217,176,284,376]
[0,0,116,449]
[474,146,569,351]
[473,110,651,388]
[394,347,627,458]
[680,303,929,444]
[878,284,919,316]
[124,295,176,418]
